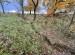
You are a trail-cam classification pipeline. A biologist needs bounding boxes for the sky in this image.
[0,0,47,13]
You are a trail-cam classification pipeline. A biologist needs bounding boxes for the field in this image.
[0,14,75,55]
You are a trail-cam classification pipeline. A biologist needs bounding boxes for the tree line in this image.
[0,0,75,20]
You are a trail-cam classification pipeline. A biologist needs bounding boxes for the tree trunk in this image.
[69,12,75,26]
[21,0,24,19]
[1,3,5,14]
[30,10,31,14]
[32,0,39,21]
[33,7,36,21]
[22,7,24,19]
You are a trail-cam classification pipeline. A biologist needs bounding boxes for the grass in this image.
[0,14,75,55]
[0,14,54,55]
[0,15,44,55]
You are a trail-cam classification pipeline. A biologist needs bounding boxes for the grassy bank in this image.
[0,14,75,55]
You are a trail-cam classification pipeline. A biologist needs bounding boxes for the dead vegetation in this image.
[0,14,75,55]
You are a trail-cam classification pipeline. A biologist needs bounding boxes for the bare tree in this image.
[0,0,10,14]
[32,0,39,21]
[16,0,25,19]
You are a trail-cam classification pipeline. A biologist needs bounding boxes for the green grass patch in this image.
[0,15,45,55]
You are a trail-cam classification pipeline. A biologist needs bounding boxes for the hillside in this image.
[0,14,75,55]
